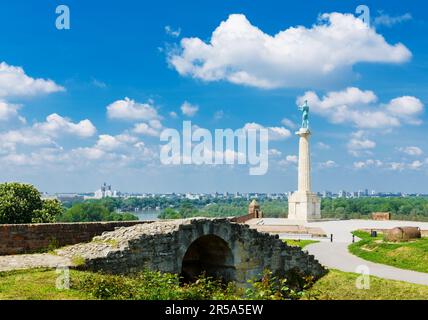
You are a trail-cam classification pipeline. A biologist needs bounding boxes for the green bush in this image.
[0,183,62,224]
[72,269,311,300]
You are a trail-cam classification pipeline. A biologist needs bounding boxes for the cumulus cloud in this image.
[319,160,337,169]
[169,13,411,89]
[34,113,96,138]
[353,158,425,171]
[181,101,199,117]
[398,146,423,156]
[354,159,383,169]
[298,87,423,129]
[281,118,297,129]
[268,149,282,157]
[0,114,96,153]
[0,100,21,121]
[316,142,331,150]
[279,155,298,167]
[347,131,376,157]
[169,111,178,119]
[107,98,160,121]
[95,134,138,152]
[0,62,64,98]
[243,122,291,141]
[133,122,162,137]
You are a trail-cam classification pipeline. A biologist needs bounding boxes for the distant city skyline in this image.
[0,1,427,193]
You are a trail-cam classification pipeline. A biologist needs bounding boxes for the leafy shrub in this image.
[72,269,312,300]
[0,183,62,224]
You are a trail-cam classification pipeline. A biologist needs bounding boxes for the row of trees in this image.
[2,182,428,224]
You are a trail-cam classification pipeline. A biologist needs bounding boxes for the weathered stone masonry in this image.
[0,221,150,255]
[57,218,326,284]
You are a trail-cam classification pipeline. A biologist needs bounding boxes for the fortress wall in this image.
[0,221,151,256]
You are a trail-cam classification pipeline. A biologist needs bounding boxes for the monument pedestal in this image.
[288,127,321,222]
[288,191,321,221]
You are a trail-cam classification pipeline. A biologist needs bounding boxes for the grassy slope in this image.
[0,269,91,300]
[283,239,319,249]
[349,231,428,273]
[1,268,428,300]
[305,269,428,300]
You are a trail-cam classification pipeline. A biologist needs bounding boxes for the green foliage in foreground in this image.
[283,239,319,249]
[58,202,138,222]
[73,269,309,300]
[1,268,428,300]
[0,183,62,224]
[349,231,428,273]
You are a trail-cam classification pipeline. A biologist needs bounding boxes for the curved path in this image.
[306,242,428,286]
[255,219,428,285]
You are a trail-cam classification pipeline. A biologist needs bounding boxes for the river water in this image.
[135,209,160,221]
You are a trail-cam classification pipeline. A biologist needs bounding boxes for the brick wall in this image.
[0,221,152,256]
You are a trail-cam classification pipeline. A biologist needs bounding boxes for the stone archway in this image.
[180,234,236,283]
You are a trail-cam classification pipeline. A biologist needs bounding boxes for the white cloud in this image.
[169,111,178,119]
[0,100,21,121]
[133,122,161,137]
[319,160,337,169]
[0,129,53,151]
[385,96,424,125]
[374,13,412,28]
[243,122,291,141]
[353,158,425,171]
[107,97,160,121]
[268,149,282,157]
[34,113,96,138]
[298,87,423,129]
[347,131,376,157]
[165,25,181,38]
[409,160,423,170]
[398,146,423,156]
[95,134,138,152]
[281,118,297,129]
[0,62,65,98]
[169,13,411,89]
[353,159,383,169]
[279,155,298,167]
[181,101,199,117]
[316,142,331,150]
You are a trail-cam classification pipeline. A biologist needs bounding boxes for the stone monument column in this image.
[288,101,321,222]
[297,129,311,193]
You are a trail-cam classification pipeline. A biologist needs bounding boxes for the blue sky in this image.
[0,0,427,194]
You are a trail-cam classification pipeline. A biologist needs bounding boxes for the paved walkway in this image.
[305,242,428,286]
[0,254,71,272]
[253,219,428,285]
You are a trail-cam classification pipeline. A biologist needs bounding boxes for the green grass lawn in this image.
[304,269,428,300]
[283,239,319,249]
[0,269,92,300]
[349,231,428,273]
[1,268,428,300]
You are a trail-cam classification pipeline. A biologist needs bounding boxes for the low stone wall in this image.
[0,221,152,256]
[57,218,327,284]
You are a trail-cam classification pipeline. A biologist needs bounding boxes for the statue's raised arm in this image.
[298,100,310,129]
